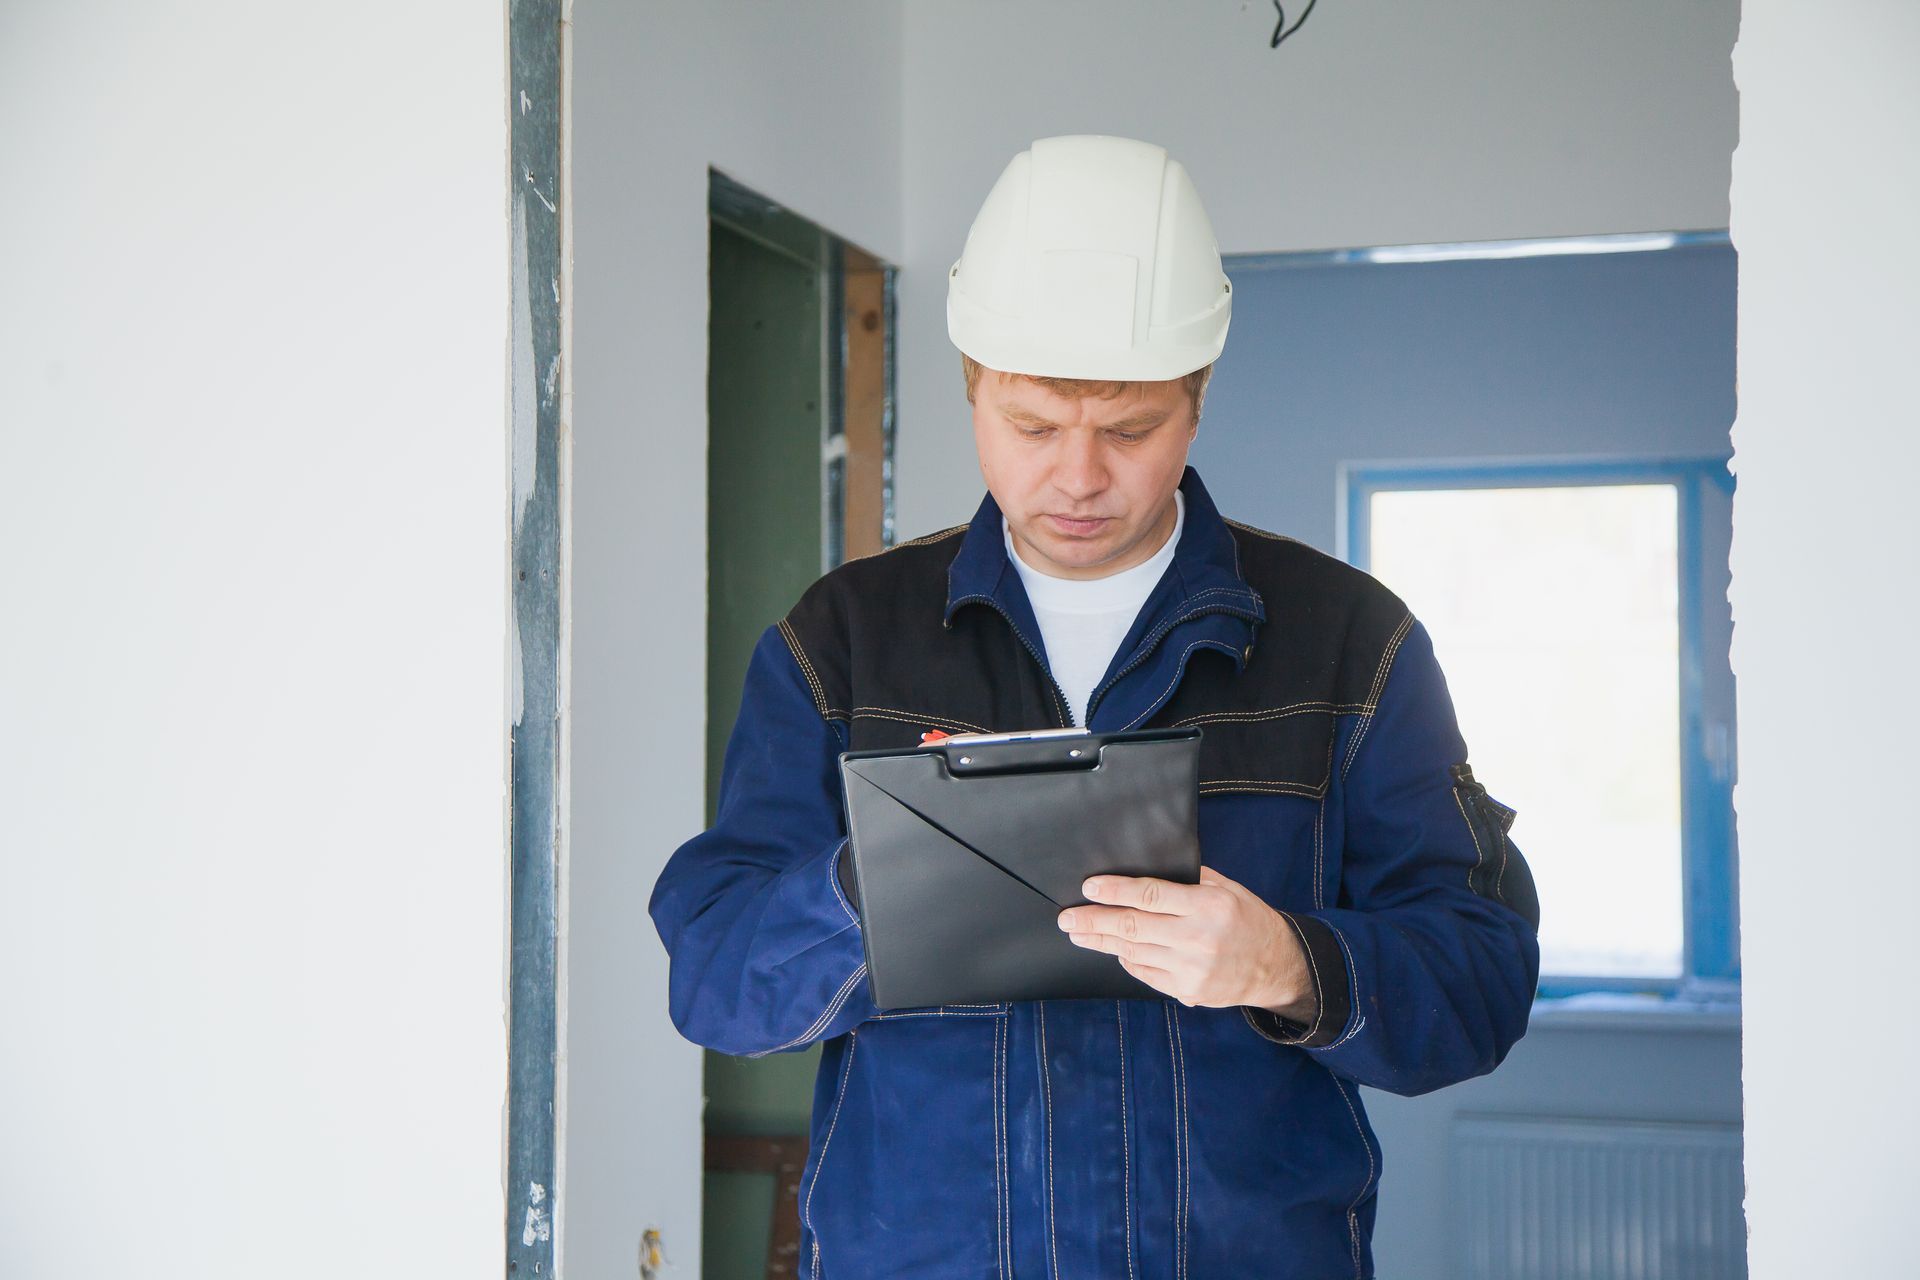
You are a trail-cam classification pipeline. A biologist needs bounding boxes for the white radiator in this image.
[1448,1115,1745,1280]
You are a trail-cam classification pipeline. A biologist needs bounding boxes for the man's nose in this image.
[1052,430,1109,502]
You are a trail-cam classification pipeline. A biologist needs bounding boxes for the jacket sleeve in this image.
[647,622,879,1058]
[1244,617,1541,1095]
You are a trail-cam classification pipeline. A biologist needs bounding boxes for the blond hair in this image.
[961,352,1213,423]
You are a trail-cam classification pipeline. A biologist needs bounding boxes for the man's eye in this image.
[1112,432,1144,444]
[1018,426,1049,439]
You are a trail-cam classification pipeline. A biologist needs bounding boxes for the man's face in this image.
[972,365,1197,581]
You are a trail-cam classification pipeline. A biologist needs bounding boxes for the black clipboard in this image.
[837,726,1202,1008]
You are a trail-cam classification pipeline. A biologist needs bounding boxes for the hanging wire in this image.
[1271,0,1319,48]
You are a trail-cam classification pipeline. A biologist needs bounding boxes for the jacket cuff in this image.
[1242,911,1352,1049]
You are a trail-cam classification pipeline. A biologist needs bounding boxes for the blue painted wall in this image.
[1198,240,1737,545]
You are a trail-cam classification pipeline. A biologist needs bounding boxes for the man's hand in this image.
[1057,865,1316,1021]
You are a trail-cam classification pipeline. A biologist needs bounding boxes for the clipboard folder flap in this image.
[838,728,1202,1007]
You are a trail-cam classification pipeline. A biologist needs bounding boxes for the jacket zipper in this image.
[952,593,1074,728]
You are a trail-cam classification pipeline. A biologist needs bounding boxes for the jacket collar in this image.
[942,465,1266,633]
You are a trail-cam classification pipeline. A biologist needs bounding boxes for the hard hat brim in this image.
[948,293,1228,383]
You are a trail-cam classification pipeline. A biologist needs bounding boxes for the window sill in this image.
[1529,989,1741,1034]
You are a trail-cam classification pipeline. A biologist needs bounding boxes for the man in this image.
[650,134,1540,1279]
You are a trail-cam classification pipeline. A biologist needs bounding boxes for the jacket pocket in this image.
[1449,762,1541,930]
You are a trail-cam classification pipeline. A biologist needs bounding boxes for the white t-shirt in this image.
[1002,490,1185,728]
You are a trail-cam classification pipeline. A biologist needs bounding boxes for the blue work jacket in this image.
[649,465,1541,1279]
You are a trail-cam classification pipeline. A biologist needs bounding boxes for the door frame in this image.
[507,0,568,1275]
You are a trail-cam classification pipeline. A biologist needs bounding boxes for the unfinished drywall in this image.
[0,3,511,1275]
[896,0,1742,535]
[1728,3,1920,1273]
[565,2,904,1274]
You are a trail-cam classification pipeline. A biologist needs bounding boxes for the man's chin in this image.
[1037,541,1122,576]
[1035,529,1110,558]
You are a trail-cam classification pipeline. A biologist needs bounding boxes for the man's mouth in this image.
[1047,514,1111,536]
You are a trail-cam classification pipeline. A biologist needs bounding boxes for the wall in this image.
[0,4,511,1276]
[896,0,1741,536]
[1728,3,1920,1274]
[1202,242,1738,548]
[570,2,1750,1273]
[565,3,903,1274]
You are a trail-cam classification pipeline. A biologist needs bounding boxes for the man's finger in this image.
[1115,954,1182,997]
[1058,903,1184,944]
[1066,930,1179,966]
[1081,874,1201,915]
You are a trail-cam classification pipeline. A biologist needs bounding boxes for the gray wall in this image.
[567,3,904,1274]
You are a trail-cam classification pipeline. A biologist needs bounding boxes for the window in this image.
[1344,460,1738,997]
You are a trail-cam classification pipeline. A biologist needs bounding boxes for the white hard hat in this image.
[946,134,1231,383]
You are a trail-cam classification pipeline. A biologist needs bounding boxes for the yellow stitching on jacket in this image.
[1117,1002,1137,1280]
[1221,515,1318,551]
[998,1013,1013,1280]
[1496,820,1512,900]
[894,522,970,549]
[841,522,970,562]
[1121,635,1226,731]
[1339,613,1416,783]
[1331,1075,1374,1280]
[1172,702,1367,727]
[1104,586,1266,726]
[851,706,993,735]
[803,1029,858,1279]
[1163,1003,1185,1280]
[777,617,831,719]
[757,962,865,1057]
[1453,786,1490,892]
[1362,612,1416,713]
[1038,1002,1061,1280]
[827,838,859,927]
[1171,1005,1191,1280]
[1314,794,1328,910]
[1199,780,1327,797]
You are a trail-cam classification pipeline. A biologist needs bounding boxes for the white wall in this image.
[0,5,511,1277]
[565,3,903,1274]
[1729,4,1920,1273]
[895,0,1741,536]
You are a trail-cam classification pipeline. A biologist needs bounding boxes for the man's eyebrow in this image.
[999,405,1172,430]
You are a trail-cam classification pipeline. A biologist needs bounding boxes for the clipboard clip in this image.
[919,727,1101,777]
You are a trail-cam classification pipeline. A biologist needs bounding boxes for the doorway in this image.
[701,167,896,1279]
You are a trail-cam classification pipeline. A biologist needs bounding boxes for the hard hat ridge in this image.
[947,134,1231,383]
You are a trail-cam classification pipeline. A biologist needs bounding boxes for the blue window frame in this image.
[1342,457,1739,1000]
